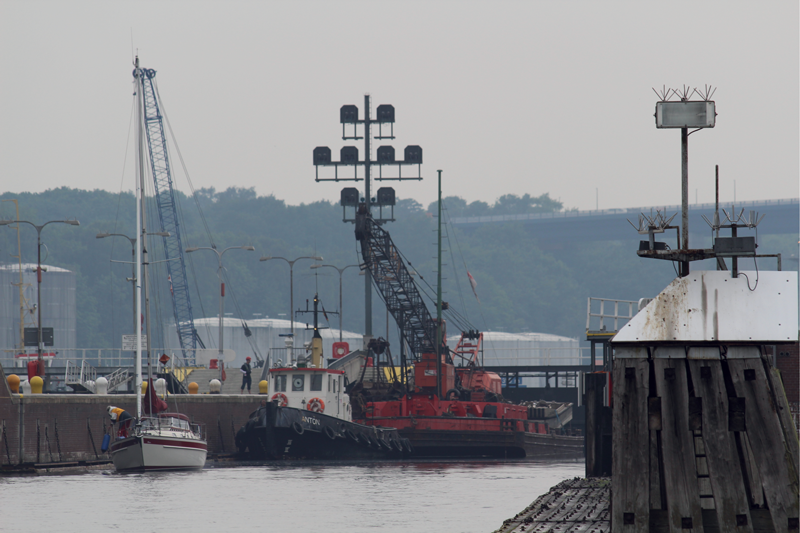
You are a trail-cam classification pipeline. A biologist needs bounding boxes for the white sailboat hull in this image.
[110,433,207,472]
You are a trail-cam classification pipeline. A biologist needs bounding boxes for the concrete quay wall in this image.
[0,391,263,465]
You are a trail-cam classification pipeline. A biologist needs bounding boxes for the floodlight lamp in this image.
[340,146,359,164]
[185,247,199,253]
[313,147,331,165]
[340,188,359,207]
[655,101,715,129]
[404,145,423,164]
[376,104,395,123]
[243,246,255,251]
[96,233,109,238]
[377,187,396,206]
[0,220,14,226]
[340,105,359,124]
[377,146,395,164]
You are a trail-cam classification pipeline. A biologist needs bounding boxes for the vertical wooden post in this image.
[612,358,650,532]
[729,358,800,532]
[654,357,704,532]
[688,360,754,532]
[585,372,606,478]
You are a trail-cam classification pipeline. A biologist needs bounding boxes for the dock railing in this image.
[0,348,220,370]
[586,297,638,333]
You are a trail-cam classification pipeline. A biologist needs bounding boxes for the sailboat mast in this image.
[134,56,144,418]
[140,115,154,390]
[436,169,443,399]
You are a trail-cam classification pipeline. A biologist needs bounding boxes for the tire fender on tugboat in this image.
[324,426,337,440]
[292,421,304,435]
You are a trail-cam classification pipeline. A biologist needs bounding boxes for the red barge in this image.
[348,334,584,460]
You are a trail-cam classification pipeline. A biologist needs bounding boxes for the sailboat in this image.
[109,57,207,472]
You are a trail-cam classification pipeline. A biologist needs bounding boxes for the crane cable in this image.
[438,198,496,358]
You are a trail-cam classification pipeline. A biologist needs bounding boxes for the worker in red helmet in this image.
[240,356,252,394]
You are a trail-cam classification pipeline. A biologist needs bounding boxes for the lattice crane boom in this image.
[134,66,199,360]
[355,207,439,361]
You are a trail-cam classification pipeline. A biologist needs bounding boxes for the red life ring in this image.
[306,397,325,413]
[270,393,288,407]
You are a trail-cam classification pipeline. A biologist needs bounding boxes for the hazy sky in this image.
[1,1,797,212]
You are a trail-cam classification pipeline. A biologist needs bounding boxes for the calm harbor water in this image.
[0,459,583,533]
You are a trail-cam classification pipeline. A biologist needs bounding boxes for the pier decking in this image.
[495,477,610,533]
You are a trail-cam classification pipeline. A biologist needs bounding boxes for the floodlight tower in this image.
[313,95,423,337]
[642,86,717,276]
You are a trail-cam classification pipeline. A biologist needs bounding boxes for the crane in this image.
[134,64,202,363]
[355,205,443,363]
[356,204,498,401]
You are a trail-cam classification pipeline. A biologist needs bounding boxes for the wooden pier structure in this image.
[610,271,798,532]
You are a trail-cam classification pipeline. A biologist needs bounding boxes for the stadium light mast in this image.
[313,95,423,337]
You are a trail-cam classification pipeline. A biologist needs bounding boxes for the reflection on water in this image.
[0,459,584,533]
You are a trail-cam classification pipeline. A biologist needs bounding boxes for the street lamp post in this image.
[186,246,255,375]
[0,218,80,371]
[310,263,359,342]
[260,256,323,339]
[97,231,169,338]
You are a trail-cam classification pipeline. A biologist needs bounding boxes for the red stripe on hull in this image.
[142,437,208,450]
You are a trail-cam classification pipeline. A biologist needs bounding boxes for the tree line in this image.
[3,186,762,351]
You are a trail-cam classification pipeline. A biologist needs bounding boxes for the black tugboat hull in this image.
[236,403,411,460]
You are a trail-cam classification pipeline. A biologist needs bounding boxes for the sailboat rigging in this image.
[108,56,207,472]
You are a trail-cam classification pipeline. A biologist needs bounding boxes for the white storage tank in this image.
[0,263,77,362]
[162,317,362,369]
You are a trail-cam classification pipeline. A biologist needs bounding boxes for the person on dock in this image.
[240,356,252,394]
[107,406,133,438]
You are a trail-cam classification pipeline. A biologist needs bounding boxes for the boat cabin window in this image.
[292,374,305,391]
[310,374,322,391]
[274,374,287,392]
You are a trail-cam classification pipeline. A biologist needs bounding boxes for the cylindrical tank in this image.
[0,264,77,356]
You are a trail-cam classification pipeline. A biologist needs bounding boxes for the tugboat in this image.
[235,294,412,460]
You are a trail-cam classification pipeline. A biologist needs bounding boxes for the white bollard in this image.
[155,378,167,397]
[20,380,32,394]
[95,376,109,395]
[209,379,221,394]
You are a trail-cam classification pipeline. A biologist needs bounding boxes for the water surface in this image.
[1,460,583,533]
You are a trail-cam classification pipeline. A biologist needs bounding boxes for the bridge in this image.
[451,198,799,244]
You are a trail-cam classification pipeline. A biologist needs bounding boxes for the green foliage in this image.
[428,193,563,218]
[4,187,788,350]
